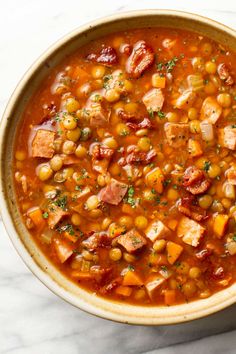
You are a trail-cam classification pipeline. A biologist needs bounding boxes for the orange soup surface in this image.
[14,28,236,306]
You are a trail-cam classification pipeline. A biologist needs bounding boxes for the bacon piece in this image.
[100,277,122,294]
[117,229,147,253]
[86,46,118,66]
[98,178,128,205]
[212,266,225,279]
[195,248,212,261]
[124,149,156,166]
[217,63,234,86]
[32,129,55,158]
[183,166,211,195]
[82,232,111,251]
[126,40,154,78]
[118,109,138,121]
[126,117,152,131]
[178,196,208,222]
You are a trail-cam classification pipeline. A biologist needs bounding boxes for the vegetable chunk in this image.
[164,123,189,148]
[142,88,164,112]
[145,220,170,242]
[47,205,69,229]
[166,241,183,264]
[218,126,236,150]
[177,216,205,247]
[145,167,164,194]
[98,178,128,205]
[200,97,222,124]
[213,214,229,239]
[32,129,55,158]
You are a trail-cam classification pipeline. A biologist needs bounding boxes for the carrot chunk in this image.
[164,290,176,305]
[213,214,229,238]
[27,207,45,228]
[123,270,143,286]
[166,241,183,265]
[115,286,132,297]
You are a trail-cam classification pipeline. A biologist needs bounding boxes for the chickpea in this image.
[63,167,74,179]
[91,65,106,79]
[153,239,166,253]
[195,157,208,170]
[71,213,82,226]
[66,98,80,113]
[182,281,197,297]
[211,200,224,213]
[207,164,221,179]
[167,188,179,201]
[134,289,146,300]
[123,252,136,263]
[102,217,112,230]
[103,136,118,149]
[189,120,201,134]
[86,195,99,210]
[89,209,103,219]
[116,123,130,136]
[75,145,87,158]
[217,93,232,108]
[187,107,198,120]
[221,198,232,209]
[198,194,213,209]
[80,127,92,141]
[201,42,212,56]
[135,216,148,230]
[97,175,106,187]
[50,155,63,172]
[38,164,53,181]
[189,267,201,279]
[63,115,77,130]
[135,129,148,137]
[109,163,121,176]
[205,61,217,74]
[137,137,151,152]
[109,248,122,261]
[105,89,120,102]
[176,261,190,275]
[223,183,235,199]
[82,250,94,261]
[62,140,76,155]
[124,102,138,114]
[76,83,91,98]
[124,80,133,92]
[163,163,173,174]
[66,127,81,142]
[166,112,179,122]
[119,215,133,229]
[15,150,26,161]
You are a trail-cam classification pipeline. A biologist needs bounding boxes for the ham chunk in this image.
[86,102,109,128]
[226,167,236,185]
[118,229,147,253]
[177,216,205,247]
[53,238,73,263]
[32,129,55,158]
[218,126,236,150]
[174,89,196,109]
[47,205,69,229]
[164,123,189,148]
[145,273,166,298]
[200,97,222,124]
[142,88,164,112]
[82,232,111,251]
[145,220,170,242]
[98,178,128,205]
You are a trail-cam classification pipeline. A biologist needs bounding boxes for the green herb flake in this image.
[127,264,135,271]
[53,195,68,211]
[232,235,236,242]
[42,212,49,219]
[157,110,166,119]
[203,161,211,172]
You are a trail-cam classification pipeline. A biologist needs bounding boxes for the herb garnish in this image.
[203,161,211,172]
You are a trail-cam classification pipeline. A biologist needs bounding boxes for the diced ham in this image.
[178,196,208,222]
[200,97,222,124]
[87,102,109,128]
[145,273,166,298]
[82,232,111,251]
[123,149,157,166]
[177,216,205,247]
[126,40,154,78]
[104,70,128,94]
[145,220,170,242]
[226,167,236,185]
[86,46,118,66]
[32,129,55,158]
[47,205,69,229]
[183,166,211,195]
[126,117,152,131]
[117,229,147,253]
[218,126,236,150]
[174,89,196,109]
[217,63,234,86]
[53,238,73,263]
[142,88,164,112]
[98,178,128,205]
[164,123,189,148]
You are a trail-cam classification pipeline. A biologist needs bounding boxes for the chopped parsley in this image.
[160,265,168,272]
[157,110,166,119]
[42,212,49,219]
[148,108,154,119]
[231,124,236,128]
[203,161,211,172]
[127,265,135,271]
[128,186,135,198]
[203,79,209,85]
[165,56,179,72]
[53,195,68,211]
[57,224,75,235]
[75,185,82,191]
[124,186,136,208]
[232,235,236,242]
[103,74,113,89]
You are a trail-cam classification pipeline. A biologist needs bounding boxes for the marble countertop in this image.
[1,0,236,353]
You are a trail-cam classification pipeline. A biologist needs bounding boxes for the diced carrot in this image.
[188,139,203,157]
[153,75,166,88]
[122,270,143,286]
[115,286,132,297]
[166,241,183,265]
[121,203,136,215]
[164,289,176,305]
[156,254,168,265]
[27,207,45,228]
[124,135,139,145]
[70,271,93,279]
[145,167,164,194]
[213,214,229,238]
[64,178,77,192]
[72,66,90,80]
[63,231,78,243]
[168,219,178,231]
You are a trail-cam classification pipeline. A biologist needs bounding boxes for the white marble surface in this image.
[1,1,236,353]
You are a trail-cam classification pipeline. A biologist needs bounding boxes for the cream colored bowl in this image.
[1,10,236,325]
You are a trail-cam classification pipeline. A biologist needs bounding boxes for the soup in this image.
[14,28,236,306]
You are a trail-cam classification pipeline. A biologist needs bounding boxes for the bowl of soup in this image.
[1,10,236,324]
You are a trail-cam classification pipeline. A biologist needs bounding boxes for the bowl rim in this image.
[1,9,236,325]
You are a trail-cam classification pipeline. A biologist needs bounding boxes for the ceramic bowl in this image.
[1,10,236,325]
